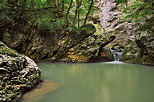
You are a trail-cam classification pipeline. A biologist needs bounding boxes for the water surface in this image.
[27,62,154,102]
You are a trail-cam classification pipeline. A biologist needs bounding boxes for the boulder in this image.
[60,34,115,62]
[0,41,41,102]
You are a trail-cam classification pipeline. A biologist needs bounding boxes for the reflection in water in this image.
[23,80,58,102]
[24,63,154,102]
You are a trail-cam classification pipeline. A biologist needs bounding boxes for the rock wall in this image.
[2,23,115,62]
[0,41,41,102]
[60,34,115,62]
[98,0,154,65]
[99,0,135,47]
[122,31,154,65]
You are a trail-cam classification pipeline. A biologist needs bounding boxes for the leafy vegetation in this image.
[118,0,154,64]
[0,0,97,39]
[119,0,154,36]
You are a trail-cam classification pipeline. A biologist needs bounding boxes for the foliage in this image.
[0,0,97,38]
[119,0,154,64]
[119,0,154,36]
[116,0,127,4]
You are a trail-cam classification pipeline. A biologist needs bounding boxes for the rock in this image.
[99,0,135,47]
[60,34,115,62]
[0,67,8,76]
[2,24,97,62]
[122,34,154,65]
[97,0,154,65]
[0,41,41,102]
[2,22,115,62]
[101,47,114,61]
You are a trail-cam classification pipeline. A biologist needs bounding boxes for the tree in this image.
[83,0,94,26]
[65,0,73,19]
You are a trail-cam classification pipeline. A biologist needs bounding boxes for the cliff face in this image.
[99,0,154,65]
[2,23,115,62]
[99,0,135,47]
[0,41,41,102]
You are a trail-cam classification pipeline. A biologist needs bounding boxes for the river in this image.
[23,62,154,102]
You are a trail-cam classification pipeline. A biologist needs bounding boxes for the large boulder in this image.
[0,41,41,102]
[59,34,115,62]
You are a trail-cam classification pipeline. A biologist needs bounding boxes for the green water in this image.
[37,62,154,102]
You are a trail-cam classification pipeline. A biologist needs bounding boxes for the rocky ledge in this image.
[0,41,41,102]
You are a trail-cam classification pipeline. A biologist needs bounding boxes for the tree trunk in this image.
[83,0,94,25]
[77,0,82,27]
[61,0,64,12]
[73,0,79,25]
[55,0,59,8]
[66,0,73,19]
[22,0,27,9]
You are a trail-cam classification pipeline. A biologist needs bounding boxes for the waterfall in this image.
[109,47,122,61]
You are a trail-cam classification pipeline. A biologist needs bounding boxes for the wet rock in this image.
[0,41,41,102]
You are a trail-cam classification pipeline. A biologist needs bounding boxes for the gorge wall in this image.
[1,22,115,62]
[98,0,154,65]
[1,0,153,64]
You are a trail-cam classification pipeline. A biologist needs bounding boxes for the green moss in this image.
[0,42,19,57]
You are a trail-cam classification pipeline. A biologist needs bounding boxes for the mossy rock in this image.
[0,42,41,102]
[80,24,96,35]
[122,41,154,65]
[0,41,19,57]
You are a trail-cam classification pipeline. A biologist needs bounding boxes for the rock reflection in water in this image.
[22,80,58,102]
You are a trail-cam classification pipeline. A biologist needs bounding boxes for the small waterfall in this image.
[109,47,122,61]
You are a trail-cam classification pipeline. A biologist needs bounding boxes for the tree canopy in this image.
[0,0,97,39]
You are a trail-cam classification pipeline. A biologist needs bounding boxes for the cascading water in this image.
[109,47,122,61]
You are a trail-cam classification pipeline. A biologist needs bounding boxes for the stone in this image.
[0,41,41,102]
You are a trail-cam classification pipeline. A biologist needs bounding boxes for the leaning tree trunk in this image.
[61,0,65,12]
[83,0,94,26]
[73,0,79,25]
[66,0,73,19]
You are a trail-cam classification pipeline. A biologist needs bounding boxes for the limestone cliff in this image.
[98,0,154,65]
[99,0,135,47]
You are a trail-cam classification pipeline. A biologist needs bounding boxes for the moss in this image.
[0,41,19,57]
[123,51,154,65]
[140,54,154,65]
[67,54,87,62]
